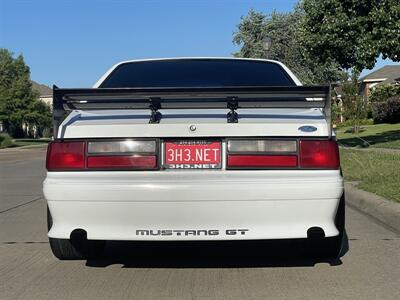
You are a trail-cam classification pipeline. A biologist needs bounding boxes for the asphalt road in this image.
[0,147,399,300]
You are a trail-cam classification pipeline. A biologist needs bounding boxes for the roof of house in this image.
[31,81,52,97]
[359,65,400,84]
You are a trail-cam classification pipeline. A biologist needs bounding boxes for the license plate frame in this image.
[163,140,222,169]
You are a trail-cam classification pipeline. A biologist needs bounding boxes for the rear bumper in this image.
[43,170,343,241]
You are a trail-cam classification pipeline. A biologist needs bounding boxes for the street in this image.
[0,148,399,300]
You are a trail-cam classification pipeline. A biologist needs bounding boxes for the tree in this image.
[0,48,51,137]
[26,99,52,137]
[341,71,367,132]
[300,0,400,73]
[233,10,267,59]
[233,8,343,84]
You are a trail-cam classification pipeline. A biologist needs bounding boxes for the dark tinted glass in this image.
[100,59,295,88]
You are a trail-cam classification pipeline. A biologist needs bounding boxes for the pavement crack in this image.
[0,196,44,214]
[2,241,49,244]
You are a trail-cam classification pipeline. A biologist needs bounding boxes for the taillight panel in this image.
[226,139,299,169]
[228,139,297,153]
[46,142,86,171]
[46,139,159,171]
[299,140,340,169]
[87,140,156,154]
[87,155,157,169]
[46,138,340,171]
[226,138,340,170]
[227,155,298,168]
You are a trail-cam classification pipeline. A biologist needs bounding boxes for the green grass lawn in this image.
[336,123,400,149]
[340,148,400,202]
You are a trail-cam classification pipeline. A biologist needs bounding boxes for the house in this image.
[31,81,52,106]
[359,65,400,99]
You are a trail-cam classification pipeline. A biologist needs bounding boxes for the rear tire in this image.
[49,237,86,260]
[47,206,105,260]
[307,194,345,258]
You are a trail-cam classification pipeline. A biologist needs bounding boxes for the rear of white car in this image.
[43,58,344,260]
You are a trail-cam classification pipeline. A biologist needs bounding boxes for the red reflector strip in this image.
[299,140,340,169]
[46,142,85,171]
[87,155,157,169]
[227,155,298,168]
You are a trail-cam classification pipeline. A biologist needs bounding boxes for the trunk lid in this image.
[59,108,329,139]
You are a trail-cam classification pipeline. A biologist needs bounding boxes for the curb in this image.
[345,182,400,233]
[15,144,48,150]
[0,144,48,152]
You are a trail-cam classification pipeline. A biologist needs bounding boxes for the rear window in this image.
[99,59,295,88]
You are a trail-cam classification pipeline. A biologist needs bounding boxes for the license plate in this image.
[164,140,222,169]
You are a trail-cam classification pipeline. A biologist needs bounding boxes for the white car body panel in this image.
[58,108,329,139]
[45,57,343,241]
[44,170,342,240]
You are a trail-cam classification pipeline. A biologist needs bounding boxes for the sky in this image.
[0,0,398,87]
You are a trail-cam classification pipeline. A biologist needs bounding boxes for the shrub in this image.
[369,84,400,103]
[336,118,374,128]
[372,96,400,124]
[0,133,13,148]
[42,128,52,138]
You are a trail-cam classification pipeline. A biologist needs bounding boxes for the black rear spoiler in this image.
[53,85,332,138]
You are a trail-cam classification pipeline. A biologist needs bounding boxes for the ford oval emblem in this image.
[298,125,317,132]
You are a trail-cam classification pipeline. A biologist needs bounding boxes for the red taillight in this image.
[226,138,340,170]
[299,140,340,169]
[46,142,85,171]
[227,155,298,168]
[87,155,157,169]
[46,140,158,171]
